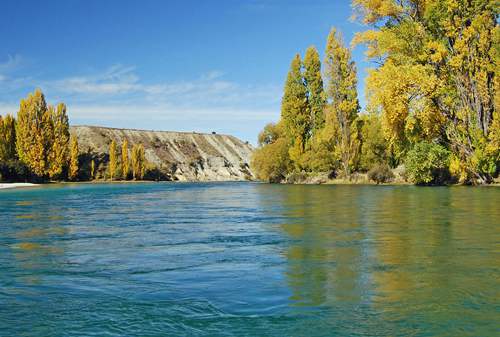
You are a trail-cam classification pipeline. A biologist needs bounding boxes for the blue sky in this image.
[0,0,370,143]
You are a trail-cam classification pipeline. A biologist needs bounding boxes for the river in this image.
[0,182,498,336]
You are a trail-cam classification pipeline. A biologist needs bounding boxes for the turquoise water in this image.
[0,182,498,336]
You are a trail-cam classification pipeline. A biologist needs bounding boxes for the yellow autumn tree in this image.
[47,103,70,180]
[16,89,52,177]
[109,140,117,181]
[281,54,310,169]
[131,143,145,180]
[68,135,79,181]
[122,139,129,180]
[90,159,95,180]
[251,122,291,182]
[303,46,325,135]
[0,114,17,161]
[353,0,498,183]
[323,28,360,179]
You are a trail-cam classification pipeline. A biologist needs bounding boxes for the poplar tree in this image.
[16,89,51,177]
[323,28,360,179]
[304,46,325,135]
[109,140,117,181]
[48,103,70,180]
[131,143,145,180]
[121,139,129,180]
[281,54,309,167]
[90,159,95,180]
[0,114,17,161]
[69,135,79,180]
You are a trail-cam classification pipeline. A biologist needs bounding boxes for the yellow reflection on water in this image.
[15,201,34,206]
[12,242,63,255]
[274,185,499,313]
[15,214,37,219]
[278,185,365,307]
[17,226,68,238]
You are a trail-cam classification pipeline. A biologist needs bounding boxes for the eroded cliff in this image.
[70,126,254,181]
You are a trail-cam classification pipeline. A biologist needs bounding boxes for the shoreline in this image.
[0,179,252,190]
[0,183,40,190]
[1,180,498,189]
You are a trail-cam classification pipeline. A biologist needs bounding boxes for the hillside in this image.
[70,126,254,181]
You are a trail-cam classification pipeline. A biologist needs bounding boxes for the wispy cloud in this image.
[0,55,34,94]
[0,55,24,73]
[48,65,140,96]
[0,59,281,142]
[37,64,280,108]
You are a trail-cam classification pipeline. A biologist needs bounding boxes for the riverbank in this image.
[0,183,39,190]
[0,179,248,190]
[279,171,500,186]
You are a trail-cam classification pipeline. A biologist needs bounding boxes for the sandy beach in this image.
[0,183,39,190]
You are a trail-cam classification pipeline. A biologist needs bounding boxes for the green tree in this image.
[0,114,17,161]
[122,139,129,180]
[367,163,394,184]
[48,103,70,180]
[281,54,309,167]
[359,113,388,171]
[257,123,282,146]
[304,46,325,135]
[109,140,117,181]
[323,28,360,179]
[251,122,291,182]
[68,135,79,181]
[405,142,450,185]
[131,143,145,180]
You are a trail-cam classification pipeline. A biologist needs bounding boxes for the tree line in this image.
[0,89,147,182]
[252,0,499,185]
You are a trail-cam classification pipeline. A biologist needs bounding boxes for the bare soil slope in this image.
[71,126,254,181]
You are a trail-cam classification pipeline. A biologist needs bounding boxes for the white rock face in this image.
[71,126,254,181]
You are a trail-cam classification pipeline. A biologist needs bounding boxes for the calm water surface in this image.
[0,182,498,336]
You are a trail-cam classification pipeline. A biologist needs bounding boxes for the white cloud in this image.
[0,55,24,73]
[47,65,140,95]
[35,64,281,108]
[68,104,278,143]
[0,59,281,142]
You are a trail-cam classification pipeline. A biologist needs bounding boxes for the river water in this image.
[0,182,498,336]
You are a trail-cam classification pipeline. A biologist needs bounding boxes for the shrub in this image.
[405,142,450,185]
[285,171,308,184]
[367,164,394,184]
[143,163,170,181]
[0,160,30,182]
[251,137,291,183]
[359,114,388,171]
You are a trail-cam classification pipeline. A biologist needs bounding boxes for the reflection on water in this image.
[0,183,498,336]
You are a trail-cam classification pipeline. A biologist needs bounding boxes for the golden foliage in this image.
[0,114,16,161]
[355,0,498,183]
[323,28,360,178]
[16,89,50,177]
[109,140,117,181]
[251,137,291,183]
[68,135,79,181]
[47,103,70,180]
[122,139,129,180]
[131,143,145,180]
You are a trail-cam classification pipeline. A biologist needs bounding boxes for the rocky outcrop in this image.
[70,126,254,181]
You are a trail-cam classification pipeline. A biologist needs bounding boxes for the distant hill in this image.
[70,125,254,181]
